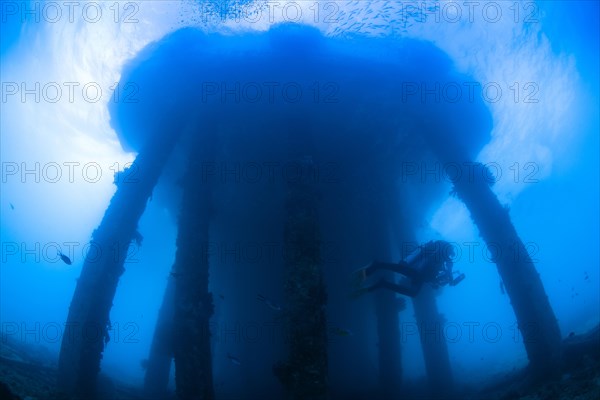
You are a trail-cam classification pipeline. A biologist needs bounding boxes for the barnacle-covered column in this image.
[144,274,176,398]
[369,186,404,398]
[373,279,404,396]
[274,152,328,400]
[412,285,454,397]
[172,148,215,399]
[417,84,561,379]
[57,128,183,398]
[450,163,561,379]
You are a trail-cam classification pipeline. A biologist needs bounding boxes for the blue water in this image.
[0,1,598,399]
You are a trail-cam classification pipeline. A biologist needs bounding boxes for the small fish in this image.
[9,203,14,210]
[58,251,72,265]
[257,294,282,311]
[219,294,225,300]
[584,272,589,281]
[332,327,353,337]
[568,332,575,338]
[227,353,241,365]
[499,281,505,295]
[140,359,149,370]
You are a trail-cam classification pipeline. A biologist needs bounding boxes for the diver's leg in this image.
[351,261,397,288]
[351,260,393,286]
[367,261,419,280]
[355,278,419,298]
[372,279,420,297]
[351,260,418,289]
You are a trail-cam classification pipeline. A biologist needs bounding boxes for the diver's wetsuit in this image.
[355,240,458,298]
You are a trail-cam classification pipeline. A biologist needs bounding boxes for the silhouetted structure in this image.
[56,23,562,399]
[453,164,561,379]
[370,186,404,398]
[413,285,454,398]
[57,128,184,398]
[171,147,215,400]
[143,275,175,398]
[274,128,328,398]
[418,84,562,379]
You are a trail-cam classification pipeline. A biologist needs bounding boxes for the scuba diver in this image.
[352,240,465,298]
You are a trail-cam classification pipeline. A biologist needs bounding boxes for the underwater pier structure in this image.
[170,142,216,399]
[412,285,454,397]
[56,113,187,398]
[454,164,562,379]
[365,168,405,398]
[143,273,175,398]
[421,115,563,379]
[274,156,328,399]
[56,24,562,399]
